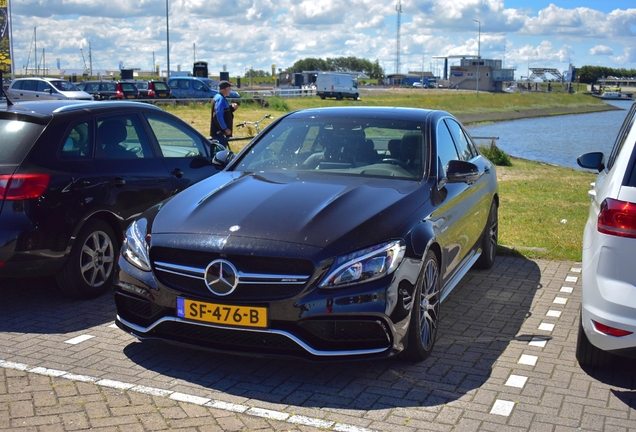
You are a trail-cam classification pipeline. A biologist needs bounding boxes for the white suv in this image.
[576,102,636,367]
[7,77,93,101]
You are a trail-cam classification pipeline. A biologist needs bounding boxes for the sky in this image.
[5,0,636,79]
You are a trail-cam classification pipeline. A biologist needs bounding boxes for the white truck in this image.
[315,72,359,100]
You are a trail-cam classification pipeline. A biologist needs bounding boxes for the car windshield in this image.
[233,116,425,180]
[50,80,81,91]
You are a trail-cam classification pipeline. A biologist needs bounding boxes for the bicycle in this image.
[236,114,273,135]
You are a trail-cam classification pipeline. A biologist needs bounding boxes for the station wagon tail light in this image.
[597,198,636,239]
[592,320,633,337]
[0,174,50,200]
[319,240,406,289]
[115,84,124,99]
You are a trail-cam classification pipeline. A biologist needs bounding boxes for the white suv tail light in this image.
[597,198,636,239]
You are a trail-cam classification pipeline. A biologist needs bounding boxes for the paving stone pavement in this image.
[1,256,635,431]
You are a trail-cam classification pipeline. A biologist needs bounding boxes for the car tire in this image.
[56,219,118,299]
[473,200,498,270]
[576,312,613,367]
[403,250,440,362]
[336,93,343,100]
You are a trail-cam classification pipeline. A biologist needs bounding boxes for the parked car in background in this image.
[167,77,217,99]
[75,80,140,100]
[199,78,241,98]
[576,102,636,367]
[0,100,228,299]
[6,77,93,101]
[114,106,499,362]
[133,79,172,99]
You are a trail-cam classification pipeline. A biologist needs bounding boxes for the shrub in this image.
[265,97,290,112]
[479,143,512,166]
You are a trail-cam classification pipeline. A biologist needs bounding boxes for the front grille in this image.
[150,247,315,301]
[152,321,306,355]
[151,247,313,274]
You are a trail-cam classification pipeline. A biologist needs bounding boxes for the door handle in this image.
[171,168,184,178]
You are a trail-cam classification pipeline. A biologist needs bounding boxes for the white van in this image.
[315,73,359,100]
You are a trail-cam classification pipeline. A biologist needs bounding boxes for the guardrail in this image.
[240,88,316,98]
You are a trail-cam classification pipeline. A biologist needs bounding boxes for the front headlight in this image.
[319,240,406,289]
[122,218,151,271]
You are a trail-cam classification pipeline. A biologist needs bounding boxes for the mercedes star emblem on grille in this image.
[204,259,239,296]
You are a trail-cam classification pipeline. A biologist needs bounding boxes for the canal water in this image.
[466,100,633,169]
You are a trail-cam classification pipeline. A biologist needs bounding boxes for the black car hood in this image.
[151,171,428,251]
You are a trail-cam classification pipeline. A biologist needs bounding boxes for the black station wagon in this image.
[0,100,228,298]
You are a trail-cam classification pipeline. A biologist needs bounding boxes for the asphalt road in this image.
[1,256,635,431]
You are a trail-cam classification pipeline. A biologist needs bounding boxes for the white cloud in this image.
[4,1,636,77]
[590,45,613,56]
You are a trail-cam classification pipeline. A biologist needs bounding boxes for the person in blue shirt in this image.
[210,80,238,148]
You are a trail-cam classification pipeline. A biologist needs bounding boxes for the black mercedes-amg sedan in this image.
[114,106,499,361]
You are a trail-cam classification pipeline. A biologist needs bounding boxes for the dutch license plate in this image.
[127,95,135,99]
[157,93,166,97]
[176,298,267,328]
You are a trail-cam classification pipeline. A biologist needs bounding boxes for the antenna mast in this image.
[395,0,402,74]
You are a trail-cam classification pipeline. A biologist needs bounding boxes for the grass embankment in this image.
[163,91,606,262]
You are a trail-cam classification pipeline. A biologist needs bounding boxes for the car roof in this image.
[12,77,67,82]
[0,100,162,117]
[285,106,442,122]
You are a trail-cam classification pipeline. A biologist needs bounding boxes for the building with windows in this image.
[441,56,515,92]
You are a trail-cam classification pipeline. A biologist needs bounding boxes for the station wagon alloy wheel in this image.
[56,220,118,299]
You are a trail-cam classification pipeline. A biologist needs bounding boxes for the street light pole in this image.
[474,19,480,95]
[166,0,170,79]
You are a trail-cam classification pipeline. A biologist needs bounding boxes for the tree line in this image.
[243,57,385,79]
[576,65,636,84]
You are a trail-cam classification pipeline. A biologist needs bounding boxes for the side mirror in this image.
[577,152,604,172]
[212,150,235,167]
[446,160,481,183]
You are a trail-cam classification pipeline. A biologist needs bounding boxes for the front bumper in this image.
[114,251,419,361]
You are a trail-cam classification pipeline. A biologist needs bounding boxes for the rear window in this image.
[0,119,46,164]
[120,83,137,91]
[152,82,169,91]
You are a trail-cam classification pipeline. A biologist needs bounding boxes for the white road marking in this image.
[538,322,555,332]
[505,375,528,388]
[64,334,94,345]
[519,354,538,366]
[529,337,548,347]
[553,297,568,304]
[491,399,515,416]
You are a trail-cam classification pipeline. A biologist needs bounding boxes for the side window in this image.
[37,81,51,92]
[607,103,636,171]
[145,114,207,158]
[23,80,38,91]
[11,80,23,90]
[95,114,153,159]
[436,121,460,178]
[60,122,92,159]
[444,119,476,161]
[179,80,189,90]
[193,80,205,91]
